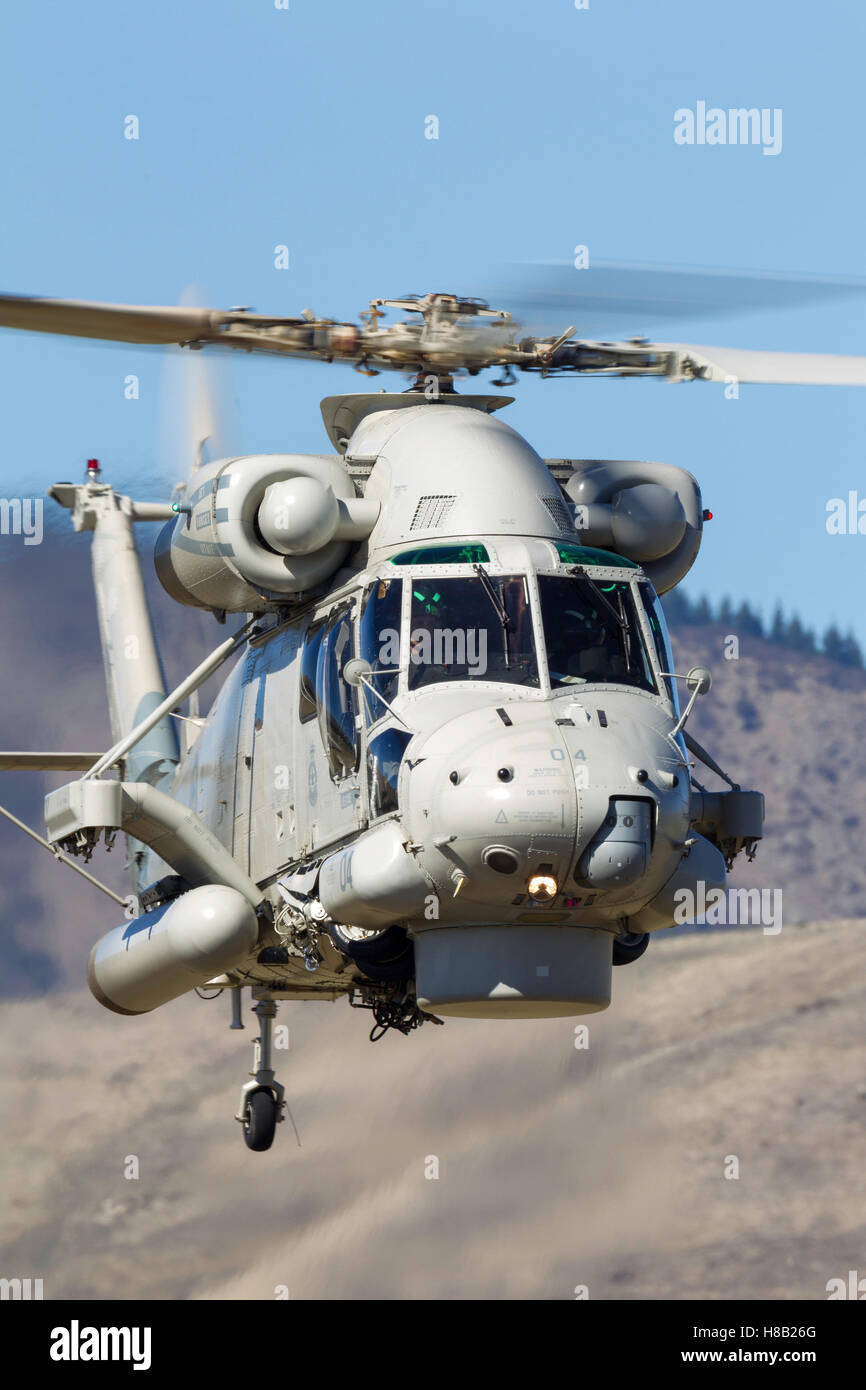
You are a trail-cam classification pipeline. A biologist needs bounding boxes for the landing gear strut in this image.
[234,995,285,1152]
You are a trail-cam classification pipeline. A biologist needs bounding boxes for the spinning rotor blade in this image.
[3,277,866,385]
[159,287,241,487]
[0,293,219,344]
[495,260,866,338]
[654,342,866,386]
[0,289,365,362]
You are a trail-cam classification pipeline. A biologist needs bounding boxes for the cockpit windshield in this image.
[538,574,656,692]
[408,574,539,689]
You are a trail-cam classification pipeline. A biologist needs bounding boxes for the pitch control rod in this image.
[84,618,258,780]
[0,801,127,905]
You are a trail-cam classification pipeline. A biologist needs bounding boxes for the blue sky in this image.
[1,0,864,645]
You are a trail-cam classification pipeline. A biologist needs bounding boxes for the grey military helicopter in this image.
[1,274,864,1150]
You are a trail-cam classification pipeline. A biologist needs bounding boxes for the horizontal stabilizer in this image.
[0,752,104,771]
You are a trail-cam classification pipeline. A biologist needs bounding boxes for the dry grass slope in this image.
[1,918,864,1301]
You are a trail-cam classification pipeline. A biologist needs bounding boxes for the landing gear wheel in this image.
[243,1087,277,1151]
[612,931,650,967]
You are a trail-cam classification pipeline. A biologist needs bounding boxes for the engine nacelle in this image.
[562,460,703,593]
[155,454,379,613]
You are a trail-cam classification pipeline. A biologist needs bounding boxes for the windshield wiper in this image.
[616,587,633,673]
[569,565,632,673]
[473,564,511,669]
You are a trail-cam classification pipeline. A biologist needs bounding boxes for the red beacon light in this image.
[85,458,101,481]
[702,508,713,521]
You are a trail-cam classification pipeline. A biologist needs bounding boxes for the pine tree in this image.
[734,600,764,638]
[660,589,692,626]
[840,630,864,668]
[784,615,815,653]
[695,595,712,623]
[663,594,863,670]
[821,624,843,662]
[770,604,786,643]
[821,623,862,667]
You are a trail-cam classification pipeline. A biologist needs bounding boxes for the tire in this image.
[326,923,414,982]
[243,1088,277,1151]
[612,931,650,967]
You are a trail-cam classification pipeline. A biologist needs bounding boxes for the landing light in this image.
[527,874,557,902]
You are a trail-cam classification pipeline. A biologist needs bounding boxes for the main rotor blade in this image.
[656,342,866,386]
[0,293,219,344]
[0,290,356,363]
[496,260,866,337]
[4,286,866,385]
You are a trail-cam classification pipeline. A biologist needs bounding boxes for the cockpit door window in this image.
[315,602,359,779]
[358,578,403,723]
[299,618,326,723]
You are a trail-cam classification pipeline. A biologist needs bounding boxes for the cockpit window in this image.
[315,603,359,779]
[538,575,656,692]
[408,574,539,690]
[555,542,639,568]
[359,578,403,723]
[390,543,490,566]
[640,581,679,709]
[367,727,412,819]
[299,618,326,723]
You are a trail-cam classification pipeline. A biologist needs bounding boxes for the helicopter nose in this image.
[400,703,677,1019]
[404,710,580,900]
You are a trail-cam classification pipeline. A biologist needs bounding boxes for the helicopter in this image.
[1,279,864,1151]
